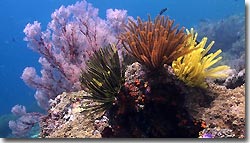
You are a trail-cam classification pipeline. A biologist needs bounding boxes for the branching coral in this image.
[119,15,194,70]
[172,28,230,87]
[80,44,123,114]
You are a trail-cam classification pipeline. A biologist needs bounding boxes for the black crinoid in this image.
[80,44,124,115]
[79,43,149,137]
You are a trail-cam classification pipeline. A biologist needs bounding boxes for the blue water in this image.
[0,0,245,138]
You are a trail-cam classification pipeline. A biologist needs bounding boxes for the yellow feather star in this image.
[172,28,230,88]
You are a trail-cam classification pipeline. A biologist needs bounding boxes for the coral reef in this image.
[104,62,205,137]
[13,0,245,139]
[193,84,245,138]
[41,62,205,137]
[40,63,245,138]
[39,91,102,138]
[124,62,148,112]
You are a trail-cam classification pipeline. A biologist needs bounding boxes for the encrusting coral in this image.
[172,28,230,87]
[119,15,194,70]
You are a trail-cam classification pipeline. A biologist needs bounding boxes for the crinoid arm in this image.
[119,15,195,70]
[80,44,123,115]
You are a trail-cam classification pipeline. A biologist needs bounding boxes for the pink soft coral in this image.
[21,0,131,110]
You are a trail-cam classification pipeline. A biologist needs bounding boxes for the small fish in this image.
[12,37,16,42]
[159,8,168,15]
[199,18,209,23]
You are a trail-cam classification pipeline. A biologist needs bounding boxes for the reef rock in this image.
[40,62,245,138]
[39,91,103,138]
[186,83,245,138]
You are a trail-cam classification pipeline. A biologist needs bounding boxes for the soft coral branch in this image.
[9,105,43,138]
[21,0,131,110]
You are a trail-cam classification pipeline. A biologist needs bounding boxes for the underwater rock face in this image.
[124,62,148,112]
[39,62,245,138]
[40,91,102,138]
[215,68,245,89]
[223,69,245,89]
[186,83,245,138]
[102,62,204,137]
[196,14,245,71]
[204,84,245,138]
